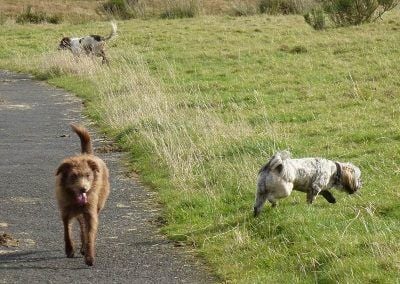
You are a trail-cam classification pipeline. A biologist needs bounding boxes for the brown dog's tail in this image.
[71,124,93,155]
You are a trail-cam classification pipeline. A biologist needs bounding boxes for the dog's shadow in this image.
[0,250,88,270]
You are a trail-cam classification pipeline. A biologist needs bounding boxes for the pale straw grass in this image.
[91,52,260,194]
[39,51,103,76]
[12,51,103,77]
[30,49,274,197]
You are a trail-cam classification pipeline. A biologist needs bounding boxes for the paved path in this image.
[0,71,215,283]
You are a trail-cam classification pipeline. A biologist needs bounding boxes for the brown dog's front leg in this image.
[77,215,87,255]
[83,212,98,266]
[62,215,74,258]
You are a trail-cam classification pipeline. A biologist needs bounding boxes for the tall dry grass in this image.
[4,0,320,22]
[29,50,276,198]
[2,0,103,23]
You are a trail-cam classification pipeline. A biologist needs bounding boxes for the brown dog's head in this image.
[58,37,71,50]
[56,158,99,206]
[338,163,362,194]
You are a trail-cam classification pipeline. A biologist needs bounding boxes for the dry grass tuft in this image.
[82,51,265,194]
[42,52,103,76]
[22,49,272,197]
[1,0,103,22]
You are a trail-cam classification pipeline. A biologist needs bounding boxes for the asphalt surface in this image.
[0,71,215,283]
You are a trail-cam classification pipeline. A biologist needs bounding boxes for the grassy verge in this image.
[1,12,400,282]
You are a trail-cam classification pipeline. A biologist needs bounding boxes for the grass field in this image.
[1,9,400,282]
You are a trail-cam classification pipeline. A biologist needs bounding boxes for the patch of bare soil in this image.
[96,142,122,153]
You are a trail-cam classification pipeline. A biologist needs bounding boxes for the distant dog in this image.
[254,151,362,216]
[58,22,117,64]
[55,124,110,266]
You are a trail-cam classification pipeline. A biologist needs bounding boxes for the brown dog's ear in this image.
[87,159,100,173]
[341,166,356,194]
[56,162,72,176]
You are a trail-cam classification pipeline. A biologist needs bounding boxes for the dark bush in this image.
[259,0,317,15]
[16,6,46,24]
[304,7,326,29]
[324,0,399,26]
[326,0,377,26]
[46,14,63,24]
[102,0,135,19]
[16,6,62,24]
[304,0,399,29]
[230,1,258,16]
[0,13,8,25]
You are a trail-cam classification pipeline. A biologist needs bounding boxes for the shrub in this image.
[160,0,200,19]
[304,7,326,29]
[16,6,46,24]
[231,1,258,16]
[46,14,63,24]
[16,6,62,24]
[259,0,278,14]
[259,0,318,15]
[102,0,135,19]
[304,0,399,29]
[323,0,400,26]
[0,13,7,25]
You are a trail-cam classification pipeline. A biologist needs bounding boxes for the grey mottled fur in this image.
[254,151,362,216]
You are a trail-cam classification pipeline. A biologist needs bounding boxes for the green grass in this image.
[1,12,400,282]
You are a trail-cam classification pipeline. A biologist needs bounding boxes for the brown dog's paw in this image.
[65,245,75,258]
[85,256,94,266]
[66,250,75,258]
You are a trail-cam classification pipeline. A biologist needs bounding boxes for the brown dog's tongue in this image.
[76,192,88,205]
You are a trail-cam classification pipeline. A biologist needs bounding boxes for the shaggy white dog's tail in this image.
[258,150,291,174]
[103,21,117,41]
[255,151,292,215]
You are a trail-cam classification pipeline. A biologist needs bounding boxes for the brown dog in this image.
[55,124,110,266]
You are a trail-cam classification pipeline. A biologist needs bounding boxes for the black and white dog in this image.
[254,151,362,216]
[58,22,117,64]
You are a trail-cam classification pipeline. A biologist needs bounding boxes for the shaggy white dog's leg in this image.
[253,192,268,217]
[307,184,322,204]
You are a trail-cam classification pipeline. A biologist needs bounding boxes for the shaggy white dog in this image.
[254,151,362,216]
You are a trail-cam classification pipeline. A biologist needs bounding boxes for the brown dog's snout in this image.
[79,187,87,194]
